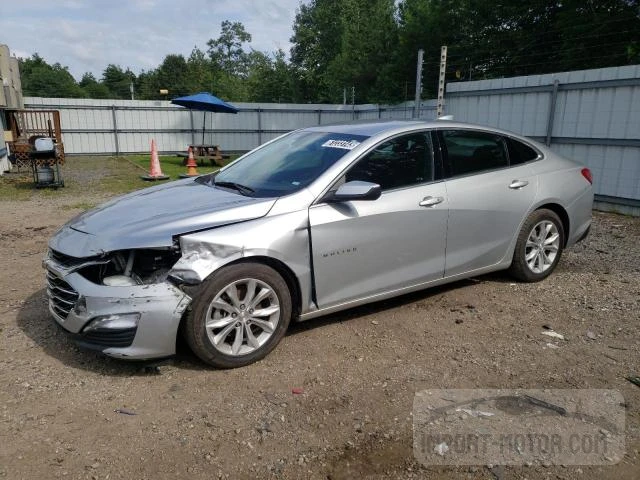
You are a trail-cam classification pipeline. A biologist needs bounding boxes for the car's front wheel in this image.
[509,208,565,282]
[184,262,292,368]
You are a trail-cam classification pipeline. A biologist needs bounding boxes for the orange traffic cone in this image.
[179,147,199,178]
[141,139,170,181]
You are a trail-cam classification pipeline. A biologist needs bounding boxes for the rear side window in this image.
[440,130,508,177]
[507,138,539,165]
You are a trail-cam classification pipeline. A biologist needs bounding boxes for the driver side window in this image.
[345,132,434,190]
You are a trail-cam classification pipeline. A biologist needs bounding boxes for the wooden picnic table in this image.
[178,145,231,167]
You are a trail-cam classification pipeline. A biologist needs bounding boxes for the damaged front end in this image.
[43,177,281,360]
[44,245,191,359]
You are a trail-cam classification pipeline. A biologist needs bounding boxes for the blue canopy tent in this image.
[171,92,239,146]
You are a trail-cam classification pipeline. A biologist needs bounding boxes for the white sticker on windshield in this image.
[321,139,360,150]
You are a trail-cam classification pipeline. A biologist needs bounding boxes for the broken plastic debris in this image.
[434,442,449,456]
[541,331,565,340]
[114,408,137,415]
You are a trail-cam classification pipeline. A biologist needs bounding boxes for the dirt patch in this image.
[0,189,639,479]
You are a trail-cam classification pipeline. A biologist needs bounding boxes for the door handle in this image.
[419,196,444,207]
[509,180,529,189]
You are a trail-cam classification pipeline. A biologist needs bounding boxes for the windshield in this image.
[213,131,369,197]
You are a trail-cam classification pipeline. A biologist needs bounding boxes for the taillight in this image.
[581,168,593,185]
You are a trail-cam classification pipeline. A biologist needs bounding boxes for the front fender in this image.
[169,210,314,314]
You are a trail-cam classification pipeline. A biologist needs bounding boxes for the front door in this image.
[309,131,448,309]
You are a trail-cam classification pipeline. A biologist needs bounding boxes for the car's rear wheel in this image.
[509,209,564,282]
[184,263,292,368]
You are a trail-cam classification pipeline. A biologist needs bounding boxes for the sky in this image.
[0,0,303,80]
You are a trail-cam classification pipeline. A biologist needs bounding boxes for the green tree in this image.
[19,54,86,98]
[155,54,192,96]
[396,0,640,92]
[204,21,256,100]
[247,49,297,102]
[186,47,216,94]
[290,0,399,103]
[329,0,399,103]
[552,0,640,70]
[101,64,136,99]
[207,20,252,76]
[78,72,111,98]
[290,0,345,102]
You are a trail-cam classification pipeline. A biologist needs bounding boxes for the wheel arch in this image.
[177,255,302,326]
[535,203,570,247]
[227,256,303,320]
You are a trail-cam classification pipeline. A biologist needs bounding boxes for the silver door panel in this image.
[309,183,448,308]
[444,165,537,277]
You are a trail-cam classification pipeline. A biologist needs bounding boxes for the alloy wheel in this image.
[525,220,560,274]
[204,278,280,356]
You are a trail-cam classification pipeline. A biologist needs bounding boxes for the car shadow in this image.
[17,272,511,373]
[15,288,206,375]
[286,276,489,336]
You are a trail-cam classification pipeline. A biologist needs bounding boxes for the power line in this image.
[470,15,639,37]
[443,40,636,69]
[446,31,639,64]
[459,52,637,74]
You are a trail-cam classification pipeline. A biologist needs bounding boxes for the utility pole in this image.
[413,49,424,119]
[343,87,347,105]
[437,45,447,117]
[130,81,135,100]
[351,86,355,120]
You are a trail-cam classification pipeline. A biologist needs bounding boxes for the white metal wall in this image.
[23,64,640,203]
[445,65,640,202]
[23,97,438,155]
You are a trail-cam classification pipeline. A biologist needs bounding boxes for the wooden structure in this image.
[5,109,65,170]
[181,144,231,167]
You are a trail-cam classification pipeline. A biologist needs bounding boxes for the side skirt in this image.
[298,261,511,322]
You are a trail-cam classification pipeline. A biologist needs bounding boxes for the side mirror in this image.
[326,180,382,202]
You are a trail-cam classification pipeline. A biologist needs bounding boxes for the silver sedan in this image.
[44,120,593,367]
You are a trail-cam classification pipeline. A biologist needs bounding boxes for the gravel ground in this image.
[0,186,639,480]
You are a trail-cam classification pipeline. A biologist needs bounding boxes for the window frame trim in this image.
[434,128,544,180]
[313,129,444,205]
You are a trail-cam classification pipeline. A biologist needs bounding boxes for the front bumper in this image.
[44,258,191,360]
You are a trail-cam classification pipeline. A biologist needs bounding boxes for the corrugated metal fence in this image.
[23,97,437,155]
[23,64,640,206]
[446,65,640,206]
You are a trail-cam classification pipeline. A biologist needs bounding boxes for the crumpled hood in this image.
[49,178,275,257]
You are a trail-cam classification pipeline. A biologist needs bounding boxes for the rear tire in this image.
[184,262,292,368]
[509,209,564,282]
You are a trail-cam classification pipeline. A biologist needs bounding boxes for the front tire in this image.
[184,262,292,368]
[509,209,564,282]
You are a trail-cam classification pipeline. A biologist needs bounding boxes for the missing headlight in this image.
[77,248,181,286]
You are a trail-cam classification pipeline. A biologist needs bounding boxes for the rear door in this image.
[309,131,448,308]
[438,129,538,277]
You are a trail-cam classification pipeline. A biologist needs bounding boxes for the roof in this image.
[305,120,427,137]
[303,119,544,148]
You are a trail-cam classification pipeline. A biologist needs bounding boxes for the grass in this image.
[0,153,232,206]
[126,153,222,179]
[62,201,97,211]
